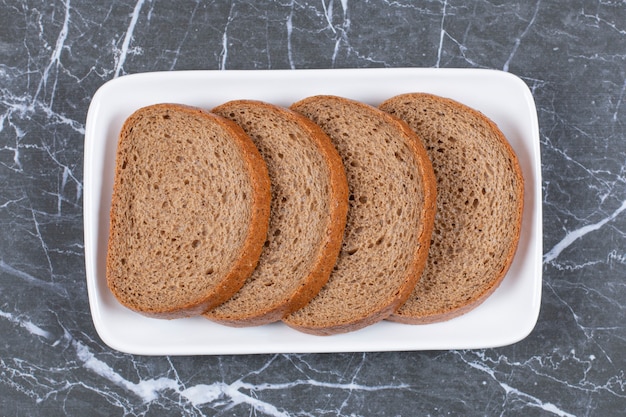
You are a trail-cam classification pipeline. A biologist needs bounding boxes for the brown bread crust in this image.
[106,104,271,319]
[380,93,524,324]
[285,95,437,335]
[205,100,349,326]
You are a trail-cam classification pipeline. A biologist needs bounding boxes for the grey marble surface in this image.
[0,0,624,416]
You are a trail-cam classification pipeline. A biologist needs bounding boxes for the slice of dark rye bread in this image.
[379,93,524,324]
[204,100,349,326]
[106,104,271,319]
[284,95,437,335]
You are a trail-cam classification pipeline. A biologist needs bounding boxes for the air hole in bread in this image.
[191,240,200,249]
[486,163,495,176]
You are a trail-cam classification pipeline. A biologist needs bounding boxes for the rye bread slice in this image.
[106,104,271,319]
[379,93,524,324]
[284,95,437,335]
[204,100,349,326]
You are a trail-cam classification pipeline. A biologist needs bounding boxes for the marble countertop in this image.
[1,1,624,415]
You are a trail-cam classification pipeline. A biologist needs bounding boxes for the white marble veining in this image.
[114,0,147,78]
[0,0,624,415]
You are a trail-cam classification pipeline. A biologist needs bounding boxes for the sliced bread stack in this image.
[106,104,271,318]
[379,93,524,323]
[106,92,523,334]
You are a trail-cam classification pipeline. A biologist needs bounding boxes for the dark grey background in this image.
[1,1,624,416]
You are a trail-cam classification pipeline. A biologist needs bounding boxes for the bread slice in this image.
[204,100,349,326]
[284,95,437,335]
[106,103,271,319]
[379,93,524,324]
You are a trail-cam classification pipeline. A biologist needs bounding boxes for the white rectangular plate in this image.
[84,68,542,355]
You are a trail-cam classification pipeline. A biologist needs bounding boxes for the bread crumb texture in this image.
[106,104,269,317]
[205,101,348,325]
[380,93,524,323]
[285,96,436,334]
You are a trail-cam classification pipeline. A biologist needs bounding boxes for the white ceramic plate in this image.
[84,68,542,355]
